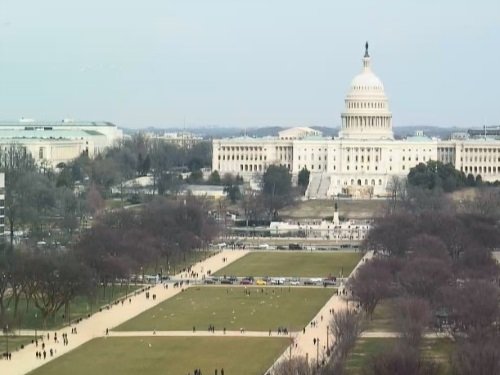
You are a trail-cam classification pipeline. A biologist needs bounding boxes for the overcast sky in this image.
[0,0,498,129]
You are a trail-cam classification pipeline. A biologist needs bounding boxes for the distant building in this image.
[213,43,500,198]
[150,131,203,148]
[0,119,123,167]
[181,184,226,200]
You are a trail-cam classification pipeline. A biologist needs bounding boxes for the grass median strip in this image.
[213,251,362,278]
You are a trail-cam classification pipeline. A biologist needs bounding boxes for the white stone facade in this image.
[0,119,123,167]
[212,45,500,198]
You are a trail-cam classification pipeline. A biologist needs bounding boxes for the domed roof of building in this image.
[350,70,384,91]
[348,43,385,94]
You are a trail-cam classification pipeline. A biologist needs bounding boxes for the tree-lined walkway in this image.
[267,251,374,371]
[0,249,370,375]
[0,250,249,375]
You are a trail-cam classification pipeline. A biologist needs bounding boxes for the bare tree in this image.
[273,356,318,375]
[452,338,500,375]
[459,187,500,218]
[440,280,499,338]
[362,213,416,256]
[348,258,394,318]
[395,297,431,347]
[407,234,450,261]
[398,257,452,302]
[363,344,441,375]
[385,175,408,213]
[330,309,363,358]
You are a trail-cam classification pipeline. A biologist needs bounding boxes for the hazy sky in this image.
[0,0,499,129]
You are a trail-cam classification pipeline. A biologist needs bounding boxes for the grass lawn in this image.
[361,299,397,332]
[29,336,289,375]
[0,336,34,354]
[280,199,386,220]
[115,286,334,332]
[345,337,454,375]
[213,251,362,278]
[6,284,140,330]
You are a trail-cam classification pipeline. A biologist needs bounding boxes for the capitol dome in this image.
[350,69,384,92]
[339,42,394,140]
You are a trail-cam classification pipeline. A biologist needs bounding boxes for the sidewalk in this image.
[268,251,374,371]
[0,249,248,375]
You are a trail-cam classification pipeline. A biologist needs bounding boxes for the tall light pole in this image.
[35,313,38,341]
[326,325,330,356]
[4,324,8,358]
[316,337,320,368]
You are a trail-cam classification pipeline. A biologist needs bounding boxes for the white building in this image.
[0,119,123,167]
[213,43,500,198]
[150,131,203,148]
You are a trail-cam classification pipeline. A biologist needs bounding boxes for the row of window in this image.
[346,101,386,109]
[462,157,500,162]
[346,155,380,162]
[219,146,264,152]
[346,165,379,171]
[463,166,500,174]
[218,155,267,161]
[463,148,500,153]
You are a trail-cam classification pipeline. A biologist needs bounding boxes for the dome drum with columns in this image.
[339,42,393,140]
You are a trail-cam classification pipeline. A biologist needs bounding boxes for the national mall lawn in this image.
[115,286,334,332]
[28,337,290,375]
[213,251,362,278]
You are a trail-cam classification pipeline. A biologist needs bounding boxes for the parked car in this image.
[304,278,322,285]
[255,279,267,286]
[322,279,336,286]
[220,278,234,285]
[204,278,216,284]
[240,279,253,285]
[271,277,285,285]
[289,279,301,286]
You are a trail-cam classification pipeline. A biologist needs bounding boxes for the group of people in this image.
[33,327,77,361]
[188,368,224,375]
[275,327,289,335]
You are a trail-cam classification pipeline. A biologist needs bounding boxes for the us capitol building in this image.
[213,44,500,198]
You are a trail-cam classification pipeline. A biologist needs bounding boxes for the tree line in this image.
[57,134,212,198]
[0,197,218,329]
[346,192,500,374]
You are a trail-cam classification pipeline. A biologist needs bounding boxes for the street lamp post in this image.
[4,324,8,358]
[35,313,38,341]
[316,337,320,368]
[326,325,330,356]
